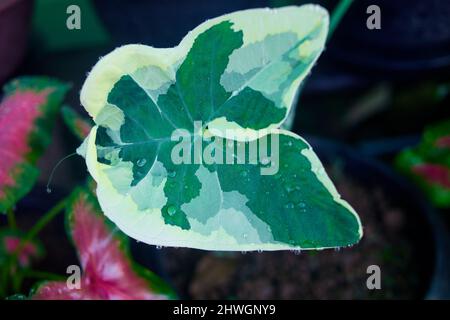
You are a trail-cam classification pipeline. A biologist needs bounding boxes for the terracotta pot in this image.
[0,0,33,85]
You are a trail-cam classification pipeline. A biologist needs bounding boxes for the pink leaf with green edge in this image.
[436,136,450,149]
[396,118,450,208]
[0,77,69,213]
[0,229,44,269]
[32,188,175,300]
[412,163,450,189]
[61,105,93,141]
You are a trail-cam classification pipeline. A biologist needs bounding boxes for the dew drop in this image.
[285,184,294,193]
[167,205,177,216]
[168,170,176,178]
[136,158,147,167]
[284,202,295,209]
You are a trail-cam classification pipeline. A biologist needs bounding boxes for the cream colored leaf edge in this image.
[82,126,363,251]
[80,5,329,139]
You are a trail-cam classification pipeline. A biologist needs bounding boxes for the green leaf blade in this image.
[80,5,362,251]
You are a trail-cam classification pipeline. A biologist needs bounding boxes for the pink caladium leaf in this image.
[412,164,450,189]
[396,119,450,208]
[32,188,175,300]
[0,77,69,212]
[61,105,93,141]
[0,229,43,269]
[436,136,450,149]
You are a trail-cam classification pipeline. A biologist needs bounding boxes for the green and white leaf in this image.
[79,5,362,251]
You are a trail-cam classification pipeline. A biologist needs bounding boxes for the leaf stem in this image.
[7,208,17,229]
[1,198,67,297]
[11,198,67,266]
[0,264,8,297]
[328,0,354,41]
[23,269,65,281]
[7,198,67,294]
[20,198,67,246]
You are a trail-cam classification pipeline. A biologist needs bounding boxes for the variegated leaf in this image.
[32,188,175,300]
[79,5,362,251]
[61,105,93,141]
[0,77,69,212]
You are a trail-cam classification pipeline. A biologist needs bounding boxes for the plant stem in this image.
[328,0,354,41]
[7,208,17,229]
[2,198,67,292]
[20,198,67,246]
[12,272,23,293]
[0,265,7,297]
[8,198,67,292]
[23,270,65,281]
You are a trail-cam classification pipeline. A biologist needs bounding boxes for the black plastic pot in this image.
[93,0,269,48]
[325,0,450,75]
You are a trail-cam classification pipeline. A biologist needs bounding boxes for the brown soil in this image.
[161,165,425,299]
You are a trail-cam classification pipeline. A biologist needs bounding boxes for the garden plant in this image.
[0,4,364,299]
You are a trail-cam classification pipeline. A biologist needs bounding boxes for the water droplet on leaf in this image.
[168,170,176,178]
[137,158,147,167]
[284,184,294,193]
[285,202,295,209]
[167,205,177,216]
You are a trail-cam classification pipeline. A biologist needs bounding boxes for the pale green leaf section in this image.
[78,5,363,251]
[80,5,328,136]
